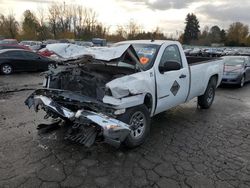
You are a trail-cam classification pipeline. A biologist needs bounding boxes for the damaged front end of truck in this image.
[25,44,150,147]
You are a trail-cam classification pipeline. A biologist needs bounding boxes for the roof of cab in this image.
[115,40,179,46]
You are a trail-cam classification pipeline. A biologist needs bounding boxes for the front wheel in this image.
[117,105,150,148]
[1,64,13,75]
[239,75,245,88]
[198,78,217,109]
[47,63,56,70]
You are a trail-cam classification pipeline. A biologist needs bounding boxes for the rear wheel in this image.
[1,64,13,75]
[117,105,150,148]
[198,77,217,109]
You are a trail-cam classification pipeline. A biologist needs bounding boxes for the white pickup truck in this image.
[25,40,223,148]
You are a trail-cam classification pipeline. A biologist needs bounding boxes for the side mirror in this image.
[159,61,181,73]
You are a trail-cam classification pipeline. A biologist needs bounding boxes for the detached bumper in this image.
[25,94,131,147]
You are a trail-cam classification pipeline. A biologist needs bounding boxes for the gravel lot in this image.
[0,72,250,188]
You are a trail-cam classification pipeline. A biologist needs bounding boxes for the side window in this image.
[159,45,182,68]
[8,51,25,58]
[24,52,38,59]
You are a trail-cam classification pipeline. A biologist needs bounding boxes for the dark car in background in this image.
[0,44,31,50]
[221,56,250,87]
[0,49,56,75]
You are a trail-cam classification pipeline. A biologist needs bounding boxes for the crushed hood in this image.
[45,43,140,65]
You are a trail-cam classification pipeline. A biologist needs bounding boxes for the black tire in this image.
[1,64,13,75]
[239,75,245,88]
[198,77,217,109]
[117,105,150,148]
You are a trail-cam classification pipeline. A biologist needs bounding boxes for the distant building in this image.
[211,43,224,47]
[92,38,107,46]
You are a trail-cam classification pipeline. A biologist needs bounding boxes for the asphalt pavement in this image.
[0,72,250,188]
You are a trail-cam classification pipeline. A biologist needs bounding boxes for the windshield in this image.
[131,44,160,70]
[113,43,160,71]
[224,57,245,66]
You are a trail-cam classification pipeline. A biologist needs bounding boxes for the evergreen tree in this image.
[220,29,226,43]
[183,13,200,44]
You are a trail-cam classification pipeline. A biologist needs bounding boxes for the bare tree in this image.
[0,13,19,38]
[48,3,59,38]
[116,25,127,39]
[126,19,141,39]
[37,6,45,26]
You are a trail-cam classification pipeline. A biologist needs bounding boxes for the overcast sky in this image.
[0,0,249,37]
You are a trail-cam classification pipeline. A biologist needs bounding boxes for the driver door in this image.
[8,51,33,71]
[155,45,189,114]
[23,51,42,71]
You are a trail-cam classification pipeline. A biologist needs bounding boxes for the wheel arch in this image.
[198,74,217,109]
[207,74,218,88]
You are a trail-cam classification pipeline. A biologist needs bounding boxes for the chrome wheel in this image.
[48,63,55,70]
[240,76,245,87]
[207,87,214,104]
[129,111,146,139]
[1,64,12,75]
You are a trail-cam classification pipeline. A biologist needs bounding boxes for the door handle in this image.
[179,74,187,79]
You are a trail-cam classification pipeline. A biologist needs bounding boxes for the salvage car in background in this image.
[188,48,202,56]
[0,49,56,75]
[38,48,56,57]
[25,40,223,148]
[221,56,250,87]
[202,48,225,57]
[183,48,193,56]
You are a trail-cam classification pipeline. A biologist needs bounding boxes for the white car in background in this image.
[19,40,42,51]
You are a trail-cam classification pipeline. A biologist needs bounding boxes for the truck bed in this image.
[186,56,221,65]
[186,57,224,102]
